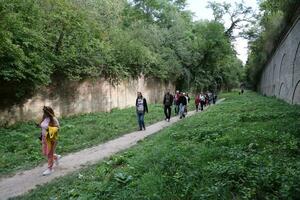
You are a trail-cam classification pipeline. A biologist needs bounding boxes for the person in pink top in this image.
[38,106,61,176]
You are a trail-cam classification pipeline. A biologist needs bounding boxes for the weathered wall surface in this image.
[259,17,300,104]
[0,76,174,125]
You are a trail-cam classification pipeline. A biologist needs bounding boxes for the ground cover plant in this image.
[0,104,168,177]
[15,92,300,199]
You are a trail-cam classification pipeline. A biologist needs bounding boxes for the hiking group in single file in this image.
[37,90,217,176]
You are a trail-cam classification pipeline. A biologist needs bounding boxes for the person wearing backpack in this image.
[37,106,61,176]
[136,92,148,130]
[178,92,187,119]
[200,93,205,111]
[163,90,174,122]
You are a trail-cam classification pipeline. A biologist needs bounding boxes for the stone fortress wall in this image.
[259,17,300,104]
[0,76,174,125]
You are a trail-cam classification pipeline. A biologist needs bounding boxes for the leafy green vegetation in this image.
[0,104,167,177]
[0,0,243,106]
[15,92,300,199]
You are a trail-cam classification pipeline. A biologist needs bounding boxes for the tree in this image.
[0,0,245,107]
[207,0,256,39]
[186,21,242,92]
[0,0,53,106]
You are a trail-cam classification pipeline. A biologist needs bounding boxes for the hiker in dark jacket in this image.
[200,93,205,111]
[136,92,148,130]
[174,90,180,115]
[163,90,174,122]
[178,92,187,119]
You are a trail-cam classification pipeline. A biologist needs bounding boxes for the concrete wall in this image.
[259,17,300,104]
[0,76,174,125]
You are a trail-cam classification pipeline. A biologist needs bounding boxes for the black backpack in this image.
[165,94,171,106]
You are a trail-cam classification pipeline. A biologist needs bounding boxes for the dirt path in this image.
[0,100,224,200]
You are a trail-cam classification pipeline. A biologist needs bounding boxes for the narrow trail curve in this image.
[0,99,224,200]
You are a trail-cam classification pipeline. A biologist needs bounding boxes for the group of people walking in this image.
[171,90,191,119]
[135,90,193,131]
[194,92,217,112]
[134,90,192,133]
[135,90,217,131]
[37,90,216,176]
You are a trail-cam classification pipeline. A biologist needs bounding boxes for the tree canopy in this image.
[0,0,244,106]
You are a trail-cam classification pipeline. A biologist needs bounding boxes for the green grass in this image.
[13,91,300,199]
[0,104,171,177]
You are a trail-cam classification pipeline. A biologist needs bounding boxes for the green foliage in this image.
[207,1,256,39]
[0,0,52,102]
[186,21,243,92]
[1,0,244,105]
[0,104,165,176]
[15,92,300,199]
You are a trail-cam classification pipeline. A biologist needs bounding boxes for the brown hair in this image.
[137,92,143,98]
[42,106,57,126]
